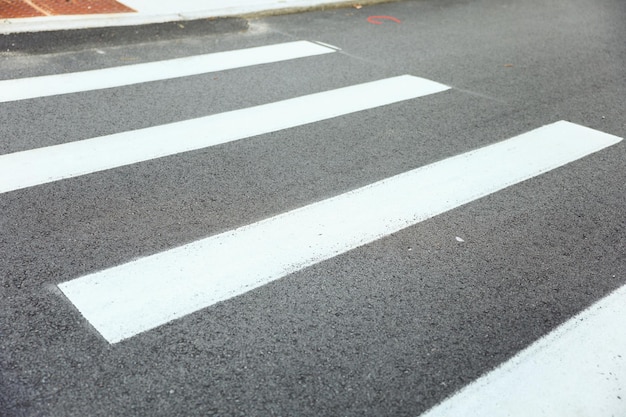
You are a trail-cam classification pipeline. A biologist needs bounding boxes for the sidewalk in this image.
[0,0,379,34]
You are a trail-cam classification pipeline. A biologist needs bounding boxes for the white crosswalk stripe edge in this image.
[0,41,335,103]
[419,284,626,417]
[57,121,622,343]
[0,75,449,194]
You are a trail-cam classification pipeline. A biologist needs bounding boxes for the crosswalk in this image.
[57,121,620,344]
[2,39,624,415]
[0,74,448,193]
[0,41,336,102]
[421,284,626,417]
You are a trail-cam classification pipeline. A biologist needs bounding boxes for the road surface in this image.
[1,0,625,415]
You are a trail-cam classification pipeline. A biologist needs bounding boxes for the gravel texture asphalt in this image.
[1,0,625,415]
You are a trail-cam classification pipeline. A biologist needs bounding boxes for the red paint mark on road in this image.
[367,15,401,25]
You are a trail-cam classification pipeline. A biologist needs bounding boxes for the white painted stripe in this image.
[312,41,341,50]
[57,121,622,343]
[0,41,334,103]
[419,284,626,417]
[0,75,449,194]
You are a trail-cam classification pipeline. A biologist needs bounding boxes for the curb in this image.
[0,0,399,35]
[1,17,248,55]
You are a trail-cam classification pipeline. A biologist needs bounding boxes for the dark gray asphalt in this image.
[1,0,625,415]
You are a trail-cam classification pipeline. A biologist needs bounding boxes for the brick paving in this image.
[0,0,134,18]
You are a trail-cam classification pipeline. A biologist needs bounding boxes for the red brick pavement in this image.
[0,0,135,18]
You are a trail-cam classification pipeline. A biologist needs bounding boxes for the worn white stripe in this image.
[0,75,449,194]
[0,41,334,103]
[420,284,626,417]
[57,121,622,343]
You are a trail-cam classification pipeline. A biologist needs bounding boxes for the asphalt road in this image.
[1,0,625,415]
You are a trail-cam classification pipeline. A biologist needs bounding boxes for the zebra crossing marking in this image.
[0,40,335,103]
[420,284,626,417]
[57,121,622,344]
[0,75,449,194]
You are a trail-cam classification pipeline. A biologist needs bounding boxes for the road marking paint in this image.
[419,284,626,417]
[0,41,334,103]
[367,15,401,25]
[312,41,341,50]
[57,121,622,343]
[0,75,449,194]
